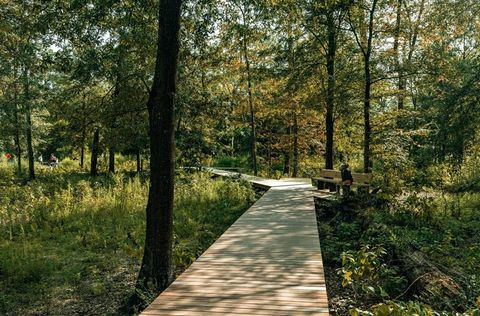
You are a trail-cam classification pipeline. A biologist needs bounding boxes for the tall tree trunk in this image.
[242,36,257,176]
[136,0,182,296]
[365,0,378,173]
[293,107,299,177]
[136,150,141,173]
[14,125,22,175]
[406,0,425,115]
[352,0,377,173]
[80,93,87,169]
[283,153,290,175]
[13,83,22,176]
[286,14,298,177]
[90,129,100,176]
[23,68,35,180]
[363,59,372,173]
[325,8,336,170]
[283,127,291,175]
[267,129,272,171]
[394,0,404,112]
[108,147,115,173]
[80,128,86,169]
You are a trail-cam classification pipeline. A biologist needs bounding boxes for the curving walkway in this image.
[141,168,329,315]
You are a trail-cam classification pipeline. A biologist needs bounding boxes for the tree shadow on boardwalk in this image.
[141,177,329,315]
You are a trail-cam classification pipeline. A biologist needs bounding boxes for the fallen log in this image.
[397,250,466,310]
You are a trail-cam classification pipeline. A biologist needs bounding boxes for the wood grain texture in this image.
[141,169,329,315]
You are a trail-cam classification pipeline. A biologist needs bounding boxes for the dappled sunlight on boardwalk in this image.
[141,169,329,315]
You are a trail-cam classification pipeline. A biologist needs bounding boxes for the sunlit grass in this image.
[0,167,255,315]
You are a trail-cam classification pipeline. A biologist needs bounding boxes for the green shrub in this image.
[57,157,78,172]
[213,155,250,168]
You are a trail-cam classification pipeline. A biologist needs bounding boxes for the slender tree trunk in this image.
[23,68,35,180]
[136,150,141,173]
[325,9,336,170]
[80,93,87,169]
[90,129,100,176]
[293,107,299,177]
[13,84,22,176]
[285,15,298,177]
[406,0,425,115]
[283,127,291,175]
[363,58,372,173]
[242,37,257,176]
[352,0,377,173]
[136,0,182,295]
[108,147,115,173]
[14,125,22,175]
[267,130,272,172]
[363,0,378,173]
[394,0,404,112]
[283,153,290,175]
[80,128,86,169]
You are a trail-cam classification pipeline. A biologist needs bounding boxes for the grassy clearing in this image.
[0,165,256,315]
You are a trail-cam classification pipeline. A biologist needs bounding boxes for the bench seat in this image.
[311,169,372,193]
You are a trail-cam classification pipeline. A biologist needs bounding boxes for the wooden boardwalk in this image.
[141,169,329,315]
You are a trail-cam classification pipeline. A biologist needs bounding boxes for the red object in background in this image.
[5,153,12,160]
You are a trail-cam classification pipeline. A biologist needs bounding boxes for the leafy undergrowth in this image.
[0,168,256,315]
[316,191,480,316]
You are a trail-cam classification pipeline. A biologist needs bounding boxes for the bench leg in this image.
[329,183,337,192]
[317,182,325,190]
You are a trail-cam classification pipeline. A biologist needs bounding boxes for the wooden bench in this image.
[312,169,372,194]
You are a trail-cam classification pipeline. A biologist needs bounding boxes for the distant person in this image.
[38,154,43,164]
[5,153,13,163]
[49,153,58,167]
[340,162,353,198]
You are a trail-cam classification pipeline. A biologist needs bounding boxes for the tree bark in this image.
[90,128,100,176]
[13,82,22,176]
[325,8,336,170]
[394,0,404,112]
[283,127,291,175]
[136,0,182,295]
[80,128,86,169]
[396,250,463,309]
[363,59,372,173]
[349,0,377,173]
[136,150,141,173]
[108,147,115,173]
[362,0,378,173]
[23,67,35,180]
[293,107,299,177]
[405,0,425,115]
[80,93,87,169]
[242,35,257,176]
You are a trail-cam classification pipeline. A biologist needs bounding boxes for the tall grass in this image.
[0,168,255,315]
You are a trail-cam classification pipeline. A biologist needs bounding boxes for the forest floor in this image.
[315,191,480,315]
[0,168,258,315]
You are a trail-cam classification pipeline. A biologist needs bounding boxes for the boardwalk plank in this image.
[140,169,329,315]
